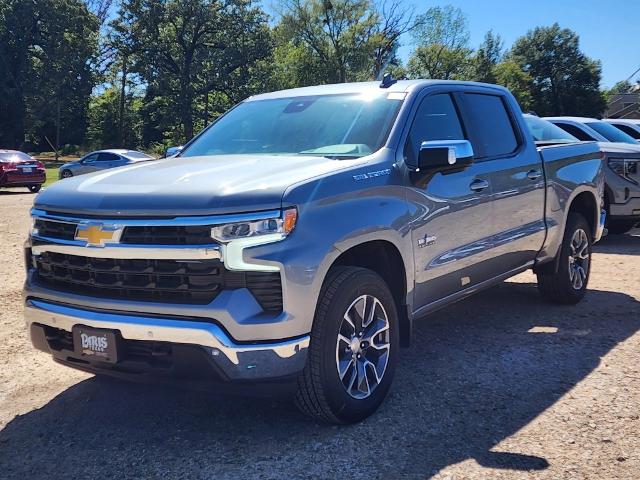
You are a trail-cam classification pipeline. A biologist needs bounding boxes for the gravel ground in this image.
[0,189,638,480]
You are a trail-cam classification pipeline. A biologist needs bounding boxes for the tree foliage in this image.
[276,0,414,84]
[473,30,503,83]
[509,23,605,116]
[0,2,613,152]
[0,0,98,149]
[492,60,534,111]
[406,5,473,80]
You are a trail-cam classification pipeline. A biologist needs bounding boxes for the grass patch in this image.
[44,167,58,187]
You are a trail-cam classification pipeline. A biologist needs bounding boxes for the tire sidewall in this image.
[315,269,399,423]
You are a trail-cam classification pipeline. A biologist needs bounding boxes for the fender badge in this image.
[353,168,391,181]
[417,234,437,248]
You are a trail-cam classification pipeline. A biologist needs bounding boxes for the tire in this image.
[537,213,592,304]
[606,220,637,235]
[27,184,41,193]
[295,266,399,424]
[61,169,73,179]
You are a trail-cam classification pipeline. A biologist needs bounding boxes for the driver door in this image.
[77,153,99,174]
[406,92,496,309]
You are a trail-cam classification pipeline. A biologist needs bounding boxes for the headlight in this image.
[211,207,298,242]
[608,159,638,185]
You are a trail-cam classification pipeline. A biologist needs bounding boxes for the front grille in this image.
[34,219,76,241]
[34,251,282,311]
[120,225,214,245]
[34,218,216,246]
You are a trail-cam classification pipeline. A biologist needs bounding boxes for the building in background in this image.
[607,83,640,119]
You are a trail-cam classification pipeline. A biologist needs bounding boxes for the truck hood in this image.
[36,154,362,216]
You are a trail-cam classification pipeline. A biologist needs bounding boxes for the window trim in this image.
[456,92,524,162]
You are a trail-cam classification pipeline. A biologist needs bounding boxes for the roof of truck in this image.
[247,80,509,101]
[544,116,600,123]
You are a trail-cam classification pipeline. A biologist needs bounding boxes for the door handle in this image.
[527,169,542,181]
[469,178,490,192]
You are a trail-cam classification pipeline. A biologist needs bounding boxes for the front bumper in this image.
[25,299,309,383]
[608,197,640,219]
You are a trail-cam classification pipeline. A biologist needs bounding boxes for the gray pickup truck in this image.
[24,80,605,423]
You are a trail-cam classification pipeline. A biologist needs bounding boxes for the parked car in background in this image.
[0,150,46,193]
[58,149,154,179]
[25,80,605,423]
[603,118,640,141]
[545,116,640,145]
[529,116,640,233]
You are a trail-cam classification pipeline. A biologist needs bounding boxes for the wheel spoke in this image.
[356,361,370,397]
[338,358,355,380]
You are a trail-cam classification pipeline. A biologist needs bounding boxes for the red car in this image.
[0,150,46,193]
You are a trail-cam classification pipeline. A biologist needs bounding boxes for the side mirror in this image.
[164,146,183,158]
[417,140,474,173]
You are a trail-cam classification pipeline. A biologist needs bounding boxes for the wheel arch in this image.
[328,239,412,347]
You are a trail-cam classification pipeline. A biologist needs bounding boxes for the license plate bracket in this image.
[72,325,119,363]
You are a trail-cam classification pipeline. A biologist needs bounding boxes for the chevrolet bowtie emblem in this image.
[75,224,119,247]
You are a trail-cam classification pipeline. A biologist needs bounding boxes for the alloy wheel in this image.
[335,294,390,399]
[568,228,590,290]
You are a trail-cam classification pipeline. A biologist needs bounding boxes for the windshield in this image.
[586,121,638,144]
[525,116,578,143]
[181,93,404,159]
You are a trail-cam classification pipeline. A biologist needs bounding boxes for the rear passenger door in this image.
[96,152,121,170]
[459,91,546,272]
[406,92,496,308]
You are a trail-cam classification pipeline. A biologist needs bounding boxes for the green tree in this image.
[112,0,273,142]
[86,87,144,149]
[473,30,503,83]
[509,23,605,116]
[276,0,414,84]
[406,5,474,80]
[407,44,473,80]
[0,0,98,150]
[493,60,534,110]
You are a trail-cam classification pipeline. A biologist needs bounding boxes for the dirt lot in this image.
[0,189,638,480]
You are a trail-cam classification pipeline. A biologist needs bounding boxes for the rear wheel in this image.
[537,213,592,304]
[27,185,41,193]
[295,267,399,424]
[61,169,73,179]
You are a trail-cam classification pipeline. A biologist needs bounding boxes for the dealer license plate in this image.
[72,326,119,363]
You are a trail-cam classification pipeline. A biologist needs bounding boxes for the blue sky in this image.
[397,0,639,88]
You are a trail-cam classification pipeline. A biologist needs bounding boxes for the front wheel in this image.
[295,267,399,424]
[537,213,592,304]
[60,169,73,179]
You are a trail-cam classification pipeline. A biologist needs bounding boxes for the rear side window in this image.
[404,93,466,164]
[463,93,519,158]
[609,123,640,140]
[554,123,595,141]
[97,152,120,161]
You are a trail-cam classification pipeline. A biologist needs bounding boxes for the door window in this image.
[609,123,640,140]
[404,93,466,165]
[463,93,519,158]
[554,123,596,141]
[97,152,120,162]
